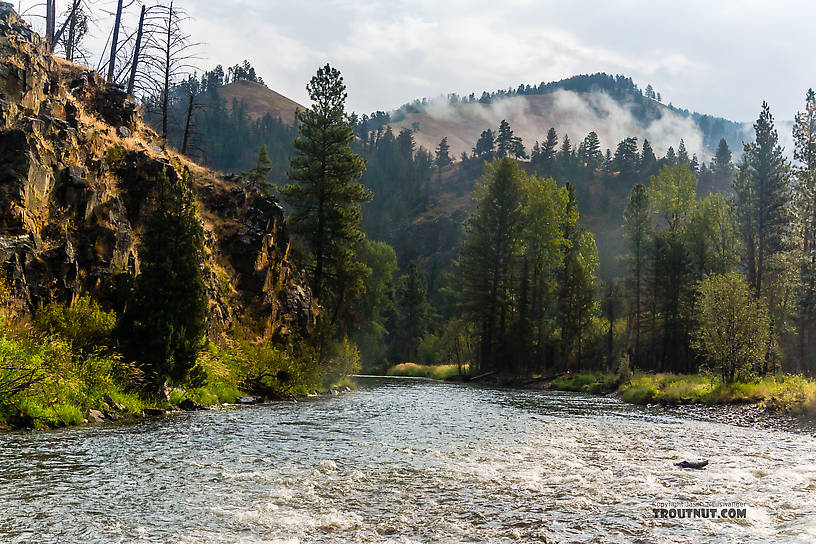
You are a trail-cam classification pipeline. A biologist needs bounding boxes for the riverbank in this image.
[0,302,356,431]
[384,363,816,419]
[386,362,468,380]
[0,365,356,432]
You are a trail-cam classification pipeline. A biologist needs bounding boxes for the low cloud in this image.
[399,90,707,161]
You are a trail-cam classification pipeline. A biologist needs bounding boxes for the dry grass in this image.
[216,80,303,123]
[386,362,467,380]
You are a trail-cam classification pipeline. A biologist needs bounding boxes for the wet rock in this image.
[675,460,709,469]
[6,410,34,428]
[86,409,105,424]
[178,398,209,411]
[143,408,166,417]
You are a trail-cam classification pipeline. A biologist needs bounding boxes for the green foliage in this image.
[119,169,208,390]
[435,137,452,170]
[457,158,601,375]
[280,64,371,333]
[793,89,816,373]
[322,337,362,388]
[352,240,397,370]
[34,295,116,354]
[459,158,527,371]
[618,373,816,414]
[648,163,698,231]
[551,374,599,391]
[104,145,128,173]
[0,326,146,428]
[558,208,600,369]
[733,102,792,299]
[241,145,274,192]
[394,263,428,362]
[686,193,741,279]
[623,184,650,368]
[386,362,466,380]
[692,272,770,383]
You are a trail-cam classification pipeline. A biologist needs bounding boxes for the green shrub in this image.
[34,295,116,354]
[386,362,466,380]
[551,374,598,392]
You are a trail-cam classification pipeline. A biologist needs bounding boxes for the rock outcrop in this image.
[0,3,311,338]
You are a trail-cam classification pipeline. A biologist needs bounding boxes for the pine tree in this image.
[677,139,690,164]
[665,146,677,166]
[559,134,575,180]
[280,64,371,326]
[733,101,792,298]
[793,89,816,371]
[473,129,496,158]
[459,158,526,371]
[614,137,639,178]
[690,154,699,174]
[435,137,452,171]
[711,138,734,190]
[120,170,208,389]
[640,139,657,177]
[623,183,651,369]
[395,263,429,362]
[241,145,273,192]
[539,127,559,177]
[496,119,513,158]
[603,149,614,175]
[583,131,603,171]
[558,186,599,370]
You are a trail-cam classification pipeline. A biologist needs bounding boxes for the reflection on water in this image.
[1,378,815,543]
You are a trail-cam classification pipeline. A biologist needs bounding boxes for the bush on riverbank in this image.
[387,362,467,380]
[0,295,359,429]
[619,373,816,415]
[551,374,619,394]
[0,326,147,429]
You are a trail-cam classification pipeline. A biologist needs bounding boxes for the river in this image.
[0,377,814,543]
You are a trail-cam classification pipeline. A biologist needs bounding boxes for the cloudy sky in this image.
[39,0,816,122]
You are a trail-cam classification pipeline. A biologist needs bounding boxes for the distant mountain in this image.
[383,73,750,160]
[213,80,303,123]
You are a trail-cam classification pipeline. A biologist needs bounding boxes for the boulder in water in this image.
[675,460,709,469]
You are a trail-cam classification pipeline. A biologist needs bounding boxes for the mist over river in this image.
[1,377,815,543]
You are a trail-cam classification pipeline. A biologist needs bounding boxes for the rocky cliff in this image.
[0,3,311,338]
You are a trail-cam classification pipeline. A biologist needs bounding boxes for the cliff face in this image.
[0,3,311,338]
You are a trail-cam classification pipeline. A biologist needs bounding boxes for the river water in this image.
[0,377,814,543]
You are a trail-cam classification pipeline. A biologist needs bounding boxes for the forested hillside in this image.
[376,74,749,160]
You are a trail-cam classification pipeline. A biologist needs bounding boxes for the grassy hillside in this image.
[215,80,304,123]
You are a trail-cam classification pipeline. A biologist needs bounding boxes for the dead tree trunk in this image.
[161,2,174,141]
[127,5,146,96]
[107,0,124,82]
[45,0,55,49]
[181,91,194,155]
[52,0,81,55]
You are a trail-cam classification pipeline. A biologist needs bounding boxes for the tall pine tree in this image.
[281,64,371,330]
